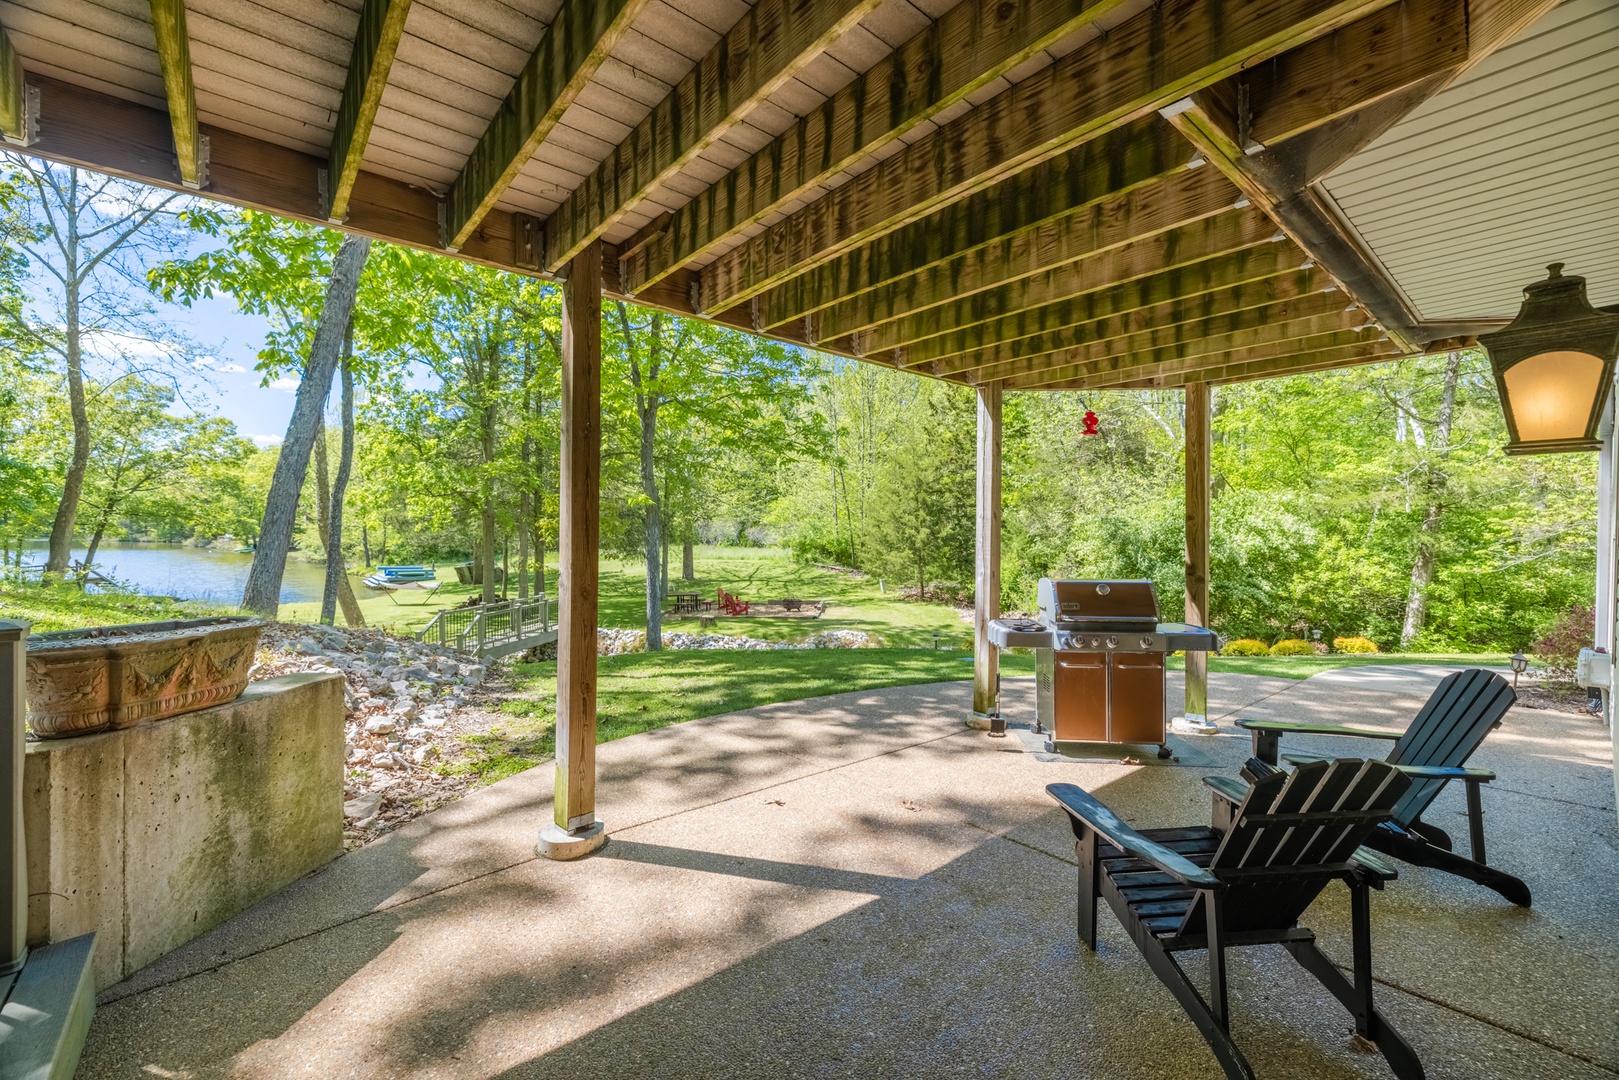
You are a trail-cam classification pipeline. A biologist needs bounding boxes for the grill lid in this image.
[1037,579,1160,629]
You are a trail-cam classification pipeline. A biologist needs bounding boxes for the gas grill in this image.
[989,579,1218,758]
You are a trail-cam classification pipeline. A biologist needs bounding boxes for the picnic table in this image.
[669,591,704,614]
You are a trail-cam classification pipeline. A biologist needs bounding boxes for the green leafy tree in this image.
[1,156,193,573]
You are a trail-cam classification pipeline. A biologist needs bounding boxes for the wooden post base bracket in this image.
[537,819,607,861]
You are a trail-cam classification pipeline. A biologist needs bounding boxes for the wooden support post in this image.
[1184,382,1211,725]
[972,381,1003,724]
[0,621,26,976]
[540,240,607,860]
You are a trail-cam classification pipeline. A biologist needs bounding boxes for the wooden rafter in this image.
[0,18,25,145]
[1002,324,1383,389]
[543,0,885,273]
[146,0,204,188]
[964,293,1359,382]
[617,0,1142,297]
[695,0,1401,316]
[1081,341,1408,388]
[888,216,1300,367]
[809,164,1241,347]
[925,264,1339,377]
[443,0,650,252]
[326,0,413,223]
[760,116,1194,333]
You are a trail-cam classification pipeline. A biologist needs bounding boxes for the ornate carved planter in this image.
[25,617,265,739]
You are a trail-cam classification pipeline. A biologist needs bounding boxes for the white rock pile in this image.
[253,623,491,848]
[595,626,876,655]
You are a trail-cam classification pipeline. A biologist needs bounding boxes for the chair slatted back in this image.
[1182,759,1411,934]
[1385,669,1514,826]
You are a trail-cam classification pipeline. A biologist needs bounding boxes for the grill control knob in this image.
[1106,635,1118,649]
[1090,637,1101,649]
[1140,636,1154,650]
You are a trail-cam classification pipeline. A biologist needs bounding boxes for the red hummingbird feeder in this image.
[1081,410,1100,436]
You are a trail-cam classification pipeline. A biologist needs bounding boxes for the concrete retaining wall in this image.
[23,672,346,990]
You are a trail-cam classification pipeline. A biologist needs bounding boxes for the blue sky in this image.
[171,292,296,446]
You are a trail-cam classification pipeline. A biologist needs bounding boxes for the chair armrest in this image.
[1280,752,1330,767]
[1048,783,1223,889]
[1202,774,1247,806]
[1236,719,1403,740]
[1395,764,1496,782]
[1350,845,1400,884]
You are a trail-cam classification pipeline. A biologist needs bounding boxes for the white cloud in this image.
[269,377,301,392]
[248,433,284,448]
[219,363,246,374]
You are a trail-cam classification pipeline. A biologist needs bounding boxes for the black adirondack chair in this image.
[1219,668,1527,906]
[1049,759,1420,1080]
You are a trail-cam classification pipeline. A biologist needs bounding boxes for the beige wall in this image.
[24,672,345,990]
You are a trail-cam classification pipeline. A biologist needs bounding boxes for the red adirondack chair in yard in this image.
[717,588,749,615]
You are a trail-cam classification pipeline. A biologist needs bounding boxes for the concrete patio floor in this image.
[82,667,1617,1079]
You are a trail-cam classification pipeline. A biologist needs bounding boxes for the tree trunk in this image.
[640,399,663,651]
[1400,352,1462,648]
[361,522,371,568]
[681,539,693,580]
[517,498,530,600]
[83,521,107,572]
[660,531,669,602]
[45,257,87,575]
[313,415,330,550]
[241,233,372,616]
[323,349,364,627]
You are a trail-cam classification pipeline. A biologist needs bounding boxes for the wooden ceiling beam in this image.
[325,0,413,223]
[443,0,651,252]
[146,0,204,188]
[694,0,1400,316]
[543,0,885,273]
[0,18,27,145]
[617,0,1142,297]
[762,118,1203,336]
[1002,324,1383,388]
[925,264,1339,377]
[881,213,1298,365]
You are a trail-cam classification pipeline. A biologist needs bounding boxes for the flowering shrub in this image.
[1332,636,1380,654]
[1534,604,1594,673]
[1269,639,1315,656]
[1221,638,1270,657]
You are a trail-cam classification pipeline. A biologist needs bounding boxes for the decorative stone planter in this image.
[25,616,265,739]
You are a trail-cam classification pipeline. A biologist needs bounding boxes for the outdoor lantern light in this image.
[1478,264,1619,455]
[1510,652,1527,690]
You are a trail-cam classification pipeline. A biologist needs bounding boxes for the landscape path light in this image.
[1478,264,1619,455]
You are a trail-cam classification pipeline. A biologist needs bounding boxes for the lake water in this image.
[23,540,330,604]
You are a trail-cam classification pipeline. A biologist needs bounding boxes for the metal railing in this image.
[416,596,554,657]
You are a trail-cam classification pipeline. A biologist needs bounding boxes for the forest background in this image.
[0,158,1597,654]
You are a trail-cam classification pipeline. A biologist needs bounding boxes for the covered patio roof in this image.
[1,0,1606,390]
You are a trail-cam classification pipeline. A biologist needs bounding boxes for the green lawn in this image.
[455,647,1032,782]
[282,547,975,647]
[457,645,1514,782]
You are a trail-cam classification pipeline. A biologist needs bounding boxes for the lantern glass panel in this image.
[1502,350,1605,443]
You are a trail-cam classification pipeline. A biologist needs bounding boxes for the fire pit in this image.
[25,616,265,739]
